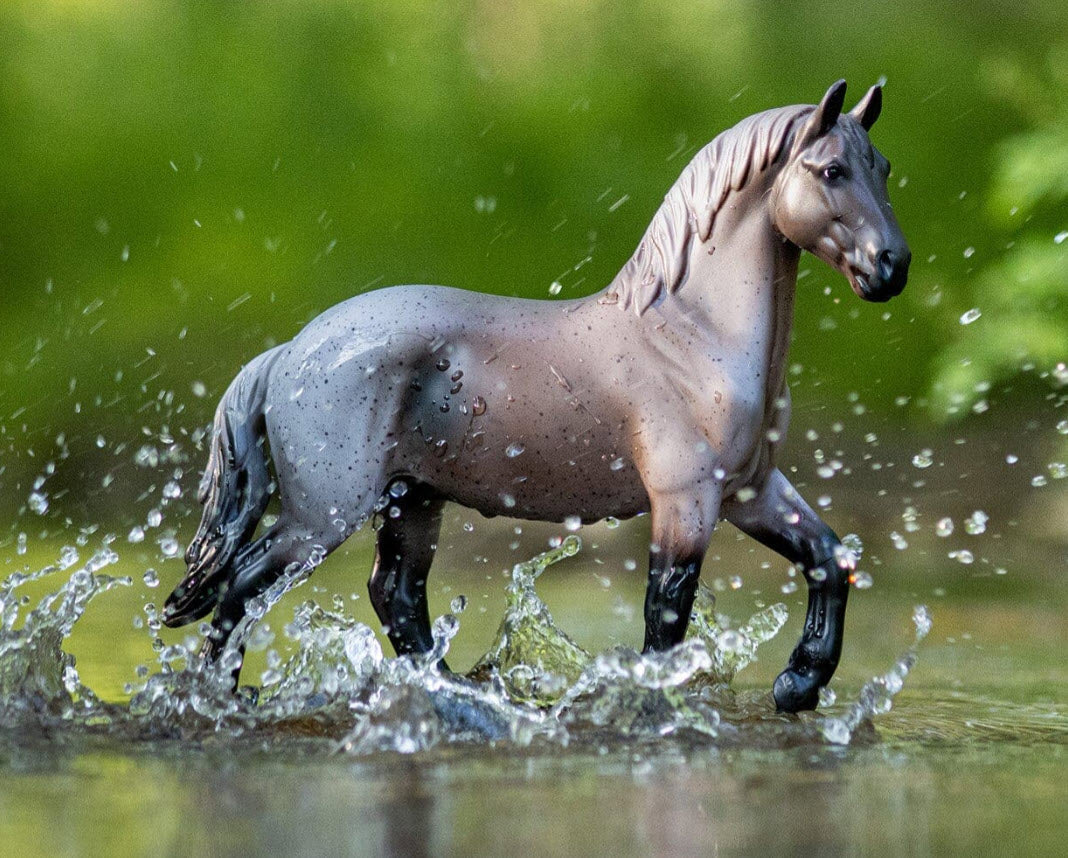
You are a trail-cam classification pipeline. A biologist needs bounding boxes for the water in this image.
[2,499,1066,855]
[0,535,920,747]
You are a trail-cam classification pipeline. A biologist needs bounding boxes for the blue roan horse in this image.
[164,80,910,713]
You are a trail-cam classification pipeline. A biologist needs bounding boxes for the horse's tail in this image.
[162,345,285,627]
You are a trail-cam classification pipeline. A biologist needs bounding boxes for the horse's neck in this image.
[656,203,799,396]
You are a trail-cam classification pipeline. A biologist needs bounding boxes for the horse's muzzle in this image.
[858,247,910,302]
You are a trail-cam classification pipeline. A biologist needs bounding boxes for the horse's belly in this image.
[398,387,649,523]
[445,441,650,523]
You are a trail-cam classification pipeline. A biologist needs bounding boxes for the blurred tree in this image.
[930,43,1068,416]
[1,0,1065,522]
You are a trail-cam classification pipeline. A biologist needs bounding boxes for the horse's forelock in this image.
[613,105,810,315]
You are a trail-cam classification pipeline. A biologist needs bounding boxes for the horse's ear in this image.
[849,84,882,131]
[796,79,847,148]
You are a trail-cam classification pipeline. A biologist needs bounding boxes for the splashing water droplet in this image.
[133,445,156,467]
[959,308,982,325]
[948,549,974,565]
[834,543,858,570]
[841,533,864,556]
[964,510,988,535]
[851,571,874,589]
[936,517,954,537]
[505,442,525,458]
[143,569,160,588]
[563,515,582,532]
[28,492,49,515]
[911,449,933,469]
[128,527,145,544]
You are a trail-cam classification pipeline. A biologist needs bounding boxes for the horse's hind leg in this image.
[202,517,347,684]
[368,479,444,657]
[723,467,847,713]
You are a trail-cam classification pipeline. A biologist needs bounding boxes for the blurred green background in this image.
[0,7,1066,856]
[1,0,1066,528]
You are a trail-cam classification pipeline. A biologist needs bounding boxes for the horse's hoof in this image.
[773,668,821,713]
[236,685,260,706]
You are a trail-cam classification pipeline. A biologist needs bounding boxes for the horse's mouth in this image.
[849,271,896,303]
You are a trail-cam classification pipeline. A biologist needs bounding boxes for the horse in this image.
[162,80,910,713]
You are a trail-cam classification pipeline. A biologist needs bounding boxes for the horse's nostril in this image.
[877,249,895,282]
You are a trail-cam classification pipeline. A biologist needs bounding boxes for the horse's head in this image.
[772,80,910,302]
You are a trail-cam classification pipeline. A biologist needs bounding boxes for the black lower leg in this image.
[197,527,304,690]
[200,613,246,691]
[773,549,849,713]
[642,550,703,652]
[725,470,853,713]
[368,481,443,657]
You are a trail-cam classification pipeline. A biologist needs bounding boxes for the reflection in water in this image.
[379,768,435,858]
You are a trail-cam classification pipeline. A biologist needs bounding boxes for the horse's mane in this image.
[610,105,811,315]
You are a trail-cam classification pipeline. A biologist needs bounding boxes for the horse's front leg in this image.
[724,468,847,713]
[642,482,722,652]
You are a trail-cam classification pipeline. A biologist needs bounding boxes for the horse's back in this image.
[296,283,544,345]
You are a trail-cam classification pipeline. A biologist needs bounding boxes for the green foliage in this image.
[1,0,1066,512]
[930,45,1068,416]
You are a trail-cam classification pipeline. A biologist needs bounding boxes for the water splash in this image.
[0,536,930,754]
[818,605,932,745]
[469,535,590,705]
[0,543,130,728]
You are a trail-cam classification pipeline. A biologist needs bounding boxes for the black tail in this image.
[162,346,284,627]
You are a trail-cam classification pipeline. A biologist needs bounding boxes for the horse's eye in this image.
[822,164,844,182]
